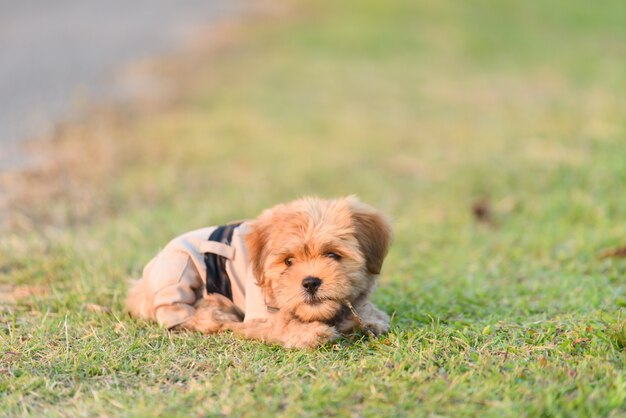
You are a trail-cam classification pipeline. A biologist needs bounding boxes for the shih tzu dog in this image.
[126,196,392,348]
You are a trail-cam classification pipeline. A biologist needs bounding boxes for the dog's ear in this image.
[245,210,273,286]
[245,217,270,287]
[347,196,393,275]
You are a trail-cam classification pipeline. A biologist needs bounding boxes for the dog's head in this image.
[245,196,392,323]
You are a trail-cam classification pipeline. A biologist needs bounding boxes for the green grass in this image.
[2,0,626,416]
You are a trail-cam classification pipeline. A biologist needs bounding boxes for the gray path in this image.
[0,0,245,168]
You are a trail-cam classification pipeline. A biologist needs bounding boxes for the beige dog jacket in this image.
[140,222,271,329]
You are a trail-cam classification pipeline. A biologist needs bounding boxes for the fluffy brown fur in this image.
[126,196,393,349]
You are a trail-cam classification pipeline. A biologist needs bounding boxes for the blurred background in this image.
[0,0,244,168]
[1,0,624,244]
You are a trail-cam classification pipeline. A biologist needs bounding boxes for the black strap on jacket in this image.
[204,222,242,301]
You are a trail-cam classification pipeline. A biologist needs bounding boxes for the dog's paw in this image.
[361,319,389,337]
[309,322,339,345]
[284,322,338,349]
[212,309,243,323]
[179,306,242,334]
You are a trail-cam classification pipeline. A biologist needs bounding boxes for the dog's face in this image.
[245,196,392,323]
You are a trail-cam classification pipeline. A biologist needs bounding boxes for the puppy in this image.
[126,196,392,348]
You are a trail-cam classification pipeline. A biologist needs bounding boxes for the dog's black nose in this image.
[302,276,322,294]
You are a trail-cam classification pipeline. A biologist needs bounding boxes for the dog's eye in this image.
[325,252,342,261]
[284,257,295,267]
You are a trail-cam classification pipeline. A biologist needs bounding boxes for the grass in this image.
[2,0,626,416]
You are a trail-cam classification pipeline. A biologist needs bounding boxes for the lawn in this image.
[2,0,626,416]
